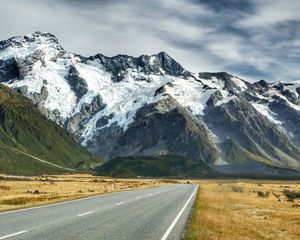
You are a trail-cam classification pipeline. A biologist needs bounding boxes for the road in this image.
[0,184,198,240]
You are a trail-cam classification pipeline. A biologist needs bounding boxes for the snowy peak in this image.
[198,72,250,93]
[251,79,269,94]
[155,51,188,77]
[0,32,79,124]
[0,31,59,45]
[249,79,300,106]
[87,51,189,82]
[0,31,64,60]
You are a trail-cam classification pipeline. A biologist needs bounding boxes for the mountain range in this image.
[1,31,300,178]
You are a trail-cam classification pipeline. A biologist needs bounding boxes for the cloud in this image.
[0,0,299,82]
[236,0,300,28]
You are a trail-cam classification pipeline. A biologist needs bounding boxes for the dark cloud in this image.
[0,0,299,82]
[193,0,254,13]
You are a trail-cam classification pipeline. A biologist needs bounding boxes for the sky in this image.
[1,0,299,82]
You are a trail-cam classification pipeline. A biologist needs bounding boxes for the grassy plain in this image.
[0,174,167,212]
[2,174,299,240]
[186,180,300,240]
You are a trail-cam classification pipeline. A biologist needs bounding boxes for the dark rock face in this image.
[206,90,223,107]
[252,80,269,94]
[249,80,300,105]
[67,94,106,136]
[88,51,188,82]
[272,82,284,91]
[17,50,45,78]
[87,97,219,164]
[242,91,269,104]
[65,65,88,100]
[281,89,299,104]
[156,51,186,76]
[203,97,300,170]
[96,113,114,128]
[87,122,123,159]
[269,101,300,145]
[154,82,174,97]
[198,72,249,94]
[0,58,19,82]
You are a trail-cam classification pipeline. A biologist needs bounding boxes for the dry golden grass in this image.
[186,180,300,240]
[0,174,167,212]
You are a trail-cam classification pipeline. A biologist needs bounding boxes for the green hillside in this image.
[96,155,218,178]
[0,84,100,175]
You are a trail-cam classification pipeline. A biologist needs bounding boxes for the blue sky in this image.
[1,0,299,82]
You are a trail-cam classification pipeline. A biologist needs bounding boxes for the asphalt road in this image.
[0,184,198,240]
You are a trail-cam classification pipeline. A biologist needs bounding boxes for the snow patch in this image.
[231,77,248,91]
[214,90,236,106]
[214,157,229,166]
[75,60,174,145]
[149,55,156,65]
[164,78,215,115]
[251,103,282,125]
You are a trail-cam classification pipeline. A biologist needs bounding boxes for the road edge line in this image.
[160,185,198,240]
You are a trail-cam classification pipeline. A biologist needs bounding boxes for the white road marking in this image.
[148,193,153,196]
[0,186,175,216]
[160,185,198,240]
[115,201,125,206]
[0,231,28,239]
[77,211,94,217]
[0,184,155,216]
[0,191,121,216]
[135,196,142,200]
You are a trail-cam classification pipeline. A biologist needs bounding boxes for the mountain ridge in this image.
[1,31,300,178]
[0,83,100,175]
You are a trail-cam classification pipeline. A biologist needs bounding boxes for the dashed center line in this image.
[135,196,143,200]
[0,231,28,239]
[115,201,125,206]
[77,211,94,217]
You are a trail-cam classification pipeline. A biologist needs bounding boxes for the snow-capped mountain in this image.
[1,32,300,178]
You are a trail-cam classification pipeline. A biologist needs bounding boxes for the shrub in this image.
[283,190,300,202]
[257,191,268,197]
[33,190,40,194]
[230,185,244,193]
[0,185,10,190]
